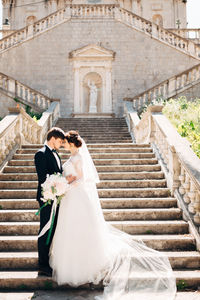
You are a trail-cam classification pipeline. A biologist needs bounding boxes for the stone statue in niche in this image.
[88,80,98,113]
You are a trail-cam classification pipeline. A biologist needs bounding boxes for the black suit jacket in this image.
[34,145,63,202]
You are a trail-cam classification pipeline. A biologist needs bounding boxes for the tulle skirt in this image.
[50,182,176,300]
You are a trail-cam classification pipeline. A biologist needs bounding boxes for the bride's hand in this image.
[66,174,77,184]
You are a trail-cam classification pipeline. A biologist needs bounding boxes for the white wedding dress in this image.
[49,145,176,300]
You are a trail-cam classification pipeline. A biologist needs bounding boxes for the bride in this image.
[49,131,177,300]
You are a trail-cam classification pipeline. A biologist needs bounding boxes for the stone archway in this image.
[69,44,115,115]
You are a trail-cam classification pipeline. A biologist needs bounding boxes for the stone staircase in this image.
[0,72,56,113]
[125,62,200,112]
[1,5,200,60]
[0,118,200,291]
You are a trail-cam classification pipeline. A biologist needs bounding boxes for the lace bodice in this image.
[62,153,82,179]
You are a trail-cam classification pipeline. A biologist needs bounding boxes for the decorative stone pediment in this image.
[70,44,114,115]
[69,44,115,61]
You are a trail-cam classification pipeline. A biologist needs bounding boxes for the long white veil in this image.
[77,139,177,300]
[79,138,100,184]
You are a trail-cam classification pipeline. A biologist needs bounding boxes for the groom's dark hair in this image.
[47,127,65,141]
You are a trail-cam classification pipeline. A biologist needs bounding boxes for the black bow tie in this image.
[52,149,57,153]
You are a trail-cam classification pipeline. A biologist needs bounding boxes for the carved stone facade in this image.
[69,44,114,115]
[0,16,198,117]
[2,0,187,30]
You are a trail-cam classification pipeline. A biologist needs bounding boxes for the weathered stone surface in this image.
[0,19,198,117]
[0,117,199,295]
[0,291,199,300]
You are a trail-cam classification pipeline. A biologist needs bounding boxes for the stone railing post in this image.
[188,41,195,55]
[151,23,159,38]
[27,24,34,38]
[168,145,181,194]
[64,5,71,19]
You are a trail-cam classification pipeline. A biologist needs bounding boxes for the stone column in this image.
[74,67,81,113]
[105,67,112,113]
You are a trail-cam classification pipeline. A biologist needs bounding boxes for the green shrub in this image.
[163,97,200,158]
[14,97,42,121]
[25,105,42,121]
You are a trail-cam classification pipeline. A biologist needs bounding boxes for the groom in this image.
[34,127,75,277]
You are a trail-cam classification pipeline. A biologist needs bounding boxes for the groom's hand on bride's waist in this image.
[66,174,77,184]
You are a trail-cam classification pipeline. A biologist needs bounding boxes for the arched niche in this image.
[69,44,115,115]
[83,72,102,113]
[26,15,37,26]
[152,14,163,27]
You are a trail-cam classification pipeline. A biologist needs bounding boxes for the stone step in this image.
[0,208,182,222]
[21,143,150,149]
[3,164,162,173]
[56,124,128,127]
[0,187,171,198]
[55,122,128,125]
[16,147,153,154]
[0,251,199,271]
[8,158,158,166]
[72,137,133,141]
[13,153,156,160]
[0,220,188,236]
[69,136,132,144]
[63,140,133,144]
[0,179,167,189]
[0,292,198,300]
[57,118,126,121]
[56,121,128,124]
[51,133,132,138]
[56,130,130,134]
[0,270,200,290]
[98,180,166,189]
[0,171,165,181]
[0,197,177,210]
[98,187,171,198]
[0,234,195,251]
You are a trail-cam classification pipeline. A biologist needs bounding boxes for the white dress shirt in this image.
[45,143,61,170]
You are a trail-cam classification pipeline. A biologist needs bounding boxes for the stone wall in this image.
[0,18,198,117]
[3,0,186,30]
[0,91,16,119]
[139,0,187,28]
[176,81,200,101]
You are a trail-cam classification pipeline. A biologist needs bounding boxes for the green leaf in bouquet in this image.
[56,195,63,205]
[51,186,57,194]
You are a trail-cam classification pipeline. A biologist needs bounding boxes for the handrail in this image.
[168,28,200,45]
[0,4,200,60]
[0,102,60,167]
[124,62,200,111]
[124,103,200,228]
[0,72,58,112]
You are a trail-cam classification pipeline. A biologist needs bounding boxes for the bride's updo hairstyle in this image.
[65,131,82,148]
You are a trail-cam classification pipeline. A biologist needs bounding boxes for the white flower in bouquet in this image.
[37,173,69,245]
[41,173,69,204]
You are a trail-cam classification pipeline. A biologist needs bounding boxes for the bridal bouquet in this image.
[41,173,68,205]
[36,173,69,245]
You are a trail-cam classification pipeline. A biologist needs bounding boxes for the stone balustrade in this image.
[168,29,200,45]
[0,7,68,52]
[124,102,200,229]
[0,72,56,112]
[115,8,200,59]
[0,101,60,167]
[124,62,200,111]
[0,4,199,60]
[70,4,115,18]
